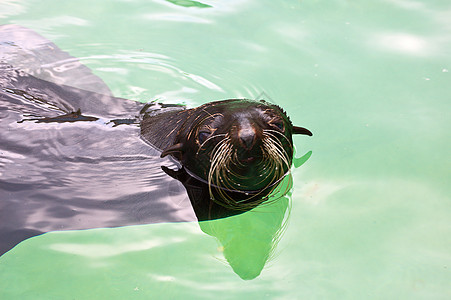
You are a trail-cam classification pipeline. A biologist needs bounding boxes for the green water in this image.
[1,0,450,298]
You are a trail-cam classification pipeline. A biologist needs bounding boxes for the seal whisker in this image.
[208,140,266,209]
[208,137,289,209]
[262,133,291,166]
[208,138,232,190]
[262,143,290,180]
[261,136,292,188]
[263,129,293,148]
[197,133,227,155]
[263,131,292,158]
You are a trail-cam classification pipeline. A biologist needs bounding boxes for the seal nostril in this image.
[239,131,255,150]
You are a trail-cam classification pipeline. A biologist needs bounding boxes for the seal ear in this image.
[293,126,313,136]
[160,143,184,158]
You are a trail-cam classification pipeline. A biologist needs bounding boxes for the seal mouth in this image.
[235,146,262,165]
[236,150,258,164]
[240,156,255,163]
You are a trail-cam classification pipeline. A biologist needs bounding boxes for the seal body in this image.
[140,99,312,209]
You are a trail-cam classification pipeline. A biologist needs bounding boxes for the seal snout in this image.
[238,127,256,150]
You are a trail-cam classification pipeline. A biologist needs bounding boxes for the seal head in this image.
[153,99,312,209]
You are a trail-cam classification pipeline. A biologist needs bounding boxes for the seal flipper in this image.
[18,108,99,124]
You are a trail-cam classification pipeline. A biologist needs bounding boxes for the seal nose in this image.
[238,127,256,150]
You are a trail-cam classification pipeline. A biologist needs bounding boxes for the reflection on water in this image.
[0,24,309,280]
[199,186,291,280]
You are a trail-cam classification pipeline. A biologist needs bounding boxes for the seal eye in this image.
[198,130,211,144]
[269,120,284,132]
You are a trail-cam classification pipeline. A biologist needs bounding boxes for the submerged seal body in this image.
[140,99,312,209]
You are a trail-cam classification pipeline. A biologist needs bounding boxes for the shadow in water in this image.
[0,24,311,279]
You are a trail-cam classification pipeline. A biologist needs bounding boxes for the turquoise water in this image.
[1,0,450,299]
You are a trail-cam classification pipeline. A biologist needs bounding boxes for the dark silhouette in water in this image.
[0,25,311,279]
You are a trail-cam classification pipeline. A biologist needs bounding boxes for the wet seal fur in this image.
[140,99,312,210]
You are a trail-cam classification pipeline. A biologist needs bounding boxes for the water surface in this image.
[0,0,450,299]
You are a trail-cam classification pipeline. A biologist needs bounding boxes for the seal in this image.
[140,99,312,209]
[0,24,312,265]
